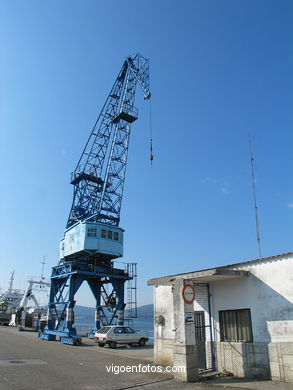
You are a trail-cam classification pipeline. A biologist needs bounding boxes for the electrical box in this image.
[59,221,124,261]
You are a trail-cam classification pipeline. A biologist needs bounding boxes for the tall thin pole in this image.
[248,136,262,259]
[8,271,15,293]
[41,256,46,280]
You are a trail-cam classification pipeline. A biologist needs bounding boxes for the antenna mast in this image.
[248,136,262,259]
[8,271,15,293]
[41,256,46,280]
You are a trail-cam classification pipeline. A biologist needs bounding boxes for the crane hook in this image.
[150,139,153,167]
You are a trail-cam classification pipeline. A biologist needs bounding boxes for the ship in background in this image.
[0,271,24,325]
[17,274,50,330]
[0,266,50,328]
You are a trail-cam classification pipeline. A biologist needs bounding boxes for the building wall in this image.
[214,342,271,378]
[153,285,175,365]
[209,255,293,380]
[152,254,293,382]
[211,255,293,342]
[268,342,293,382]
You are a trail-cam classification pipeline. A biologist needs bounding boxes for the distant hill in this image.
[135,304,153,317]
[74,303,153,318]
[74,305,95,318]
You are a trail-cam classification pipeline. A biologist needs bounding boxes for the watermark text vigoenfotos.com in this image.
[105,363,185,375]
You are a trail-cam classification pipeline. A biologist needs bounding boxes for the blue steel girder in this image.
[44,260,132,336]
[87,278,102,329]
[66,54,150,228]
[51,262,131,280]
[46,273,84,333]
[97,278,126,326]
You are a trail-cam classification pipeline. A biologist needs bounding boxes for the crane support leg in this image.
[111,279,126,325]
[87,278,102,330]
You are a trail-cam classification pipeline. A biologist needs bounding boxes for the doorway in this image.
[194,311,207,370]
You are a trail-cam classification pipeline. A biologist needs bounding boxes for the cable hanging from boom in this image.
[149,100,153,167]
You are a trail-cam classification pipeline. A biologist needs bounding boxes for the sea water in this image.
[75,316,154,341]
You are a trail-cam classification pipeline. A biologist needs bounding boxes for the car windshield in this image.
[97,326,111,334]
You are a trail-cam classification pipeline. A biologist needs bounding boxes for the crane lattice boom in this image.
[67,54,150,228]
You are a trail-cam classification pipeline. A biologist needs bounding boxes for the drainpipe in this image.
[207,283,215,370]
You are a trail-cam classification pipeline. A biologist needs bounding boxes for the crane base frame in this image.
[38,260,131,345]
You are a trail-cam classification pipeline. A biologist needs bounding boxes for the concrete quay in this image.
[0,326,292,390]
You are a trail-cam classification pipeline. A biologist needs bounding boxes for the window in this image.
[194,311,206,342]
[100,229,118,240]
[114,327,125,334]
[97,326,111,334]
[219,309,253,342]
[124,327,134,333]
[87,228,97,237]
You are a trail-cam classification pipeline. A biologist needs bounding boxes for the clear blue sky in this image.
[0,0,292,306]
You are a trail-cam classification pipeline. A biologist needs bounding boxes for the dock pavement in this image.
[0,326,292,390]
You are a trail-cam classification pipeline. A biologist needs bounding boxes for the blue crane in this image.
[39,54,150,345]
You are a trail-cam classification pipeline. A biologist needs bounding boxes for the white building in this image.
[148,252,293,382]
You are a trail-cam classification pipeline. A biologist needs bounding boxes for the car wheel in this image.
[109,341,117,349]
[139,338,146,347]
[98,343,105,347]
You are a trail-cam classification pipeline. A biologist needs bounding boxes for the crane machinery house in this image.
[60,222,124,261]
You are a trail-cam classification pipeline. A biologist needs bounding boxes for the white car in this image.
[94,325,149,348]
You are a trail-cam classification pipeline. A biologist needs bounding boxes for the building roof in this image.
[147,251,293,286]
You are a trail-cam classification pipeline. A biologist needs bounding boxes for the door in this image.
[124,326,137,343]
[194,311,207,370]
